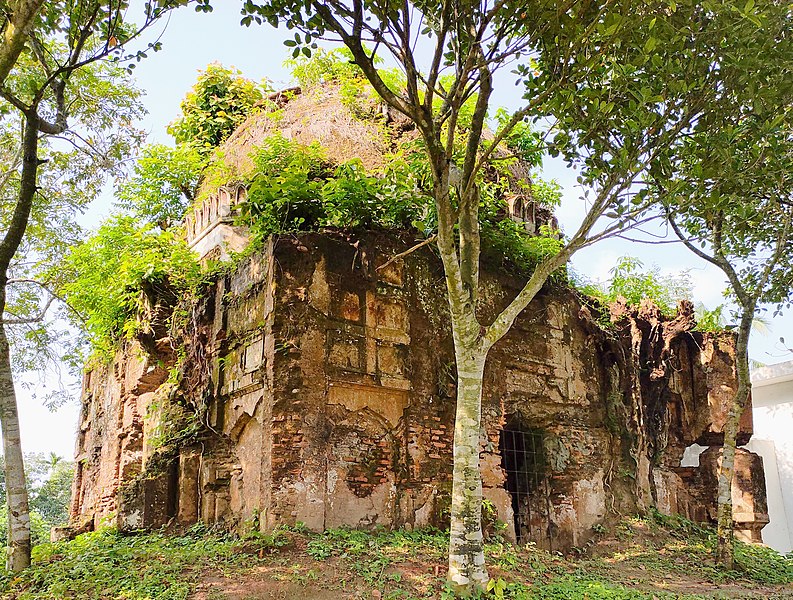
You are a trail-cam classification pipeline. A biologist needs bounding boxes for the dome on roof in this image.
[186,82,554,261]
[209,84,414,184]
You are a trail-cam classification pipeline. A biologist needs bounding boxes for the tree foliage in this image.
[0,0,194,570]
[58,216,202,362]
[167,62,271,151]
[1,58,146,375]
[647,5,793,563]
[116,144,206,227]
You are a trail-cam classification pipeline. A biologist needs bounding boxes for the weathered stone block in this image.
[328,383,408,427]
[327,332,366,371]
[333,290,362,322]
[177,448,201,525]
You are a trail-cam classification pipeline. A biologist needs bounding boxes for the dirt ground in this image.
[188,521,793,600]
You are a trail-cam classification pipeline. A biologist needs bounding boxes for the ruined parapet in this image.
[68,232,769,549]
[185,184,249,261]
[603,297,767,544]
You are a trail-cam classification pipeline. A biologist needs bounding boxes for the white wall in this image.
[750,361,793,553]
[746,438,792,553]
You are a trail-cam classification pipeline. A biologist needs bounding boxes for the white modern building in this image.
[748,359,793,554]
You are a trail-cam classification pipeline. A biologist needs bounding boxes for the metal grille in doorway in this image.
[499,427,553,550]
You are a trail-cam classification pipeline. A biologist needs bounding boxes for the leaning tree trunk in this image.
[0,322,30,571]
[447,345,489,593]
[0,112,41,571]
[716,309,753,569]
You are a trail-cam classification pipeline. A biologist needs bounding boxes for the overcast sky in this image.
[13,2,793,457]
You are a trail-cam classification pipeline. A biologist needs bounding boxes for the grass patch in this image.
[1,516,791,599]
[0,525,288,600]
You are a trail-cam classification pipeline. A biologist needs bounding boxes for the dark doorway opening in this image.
[167,459,180,520]
[499,420,552,549]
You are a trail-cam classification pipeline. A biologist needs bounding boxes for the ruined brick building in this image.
[65,87,769,550]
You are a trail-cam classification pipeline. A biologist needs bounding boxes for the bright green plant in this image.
[241,134,424,236]
[582,257,693,317]
[116,143,207,226]
[0,528,262,599]
[494,108,543,168]
[695,304,727,332]
[479,173,564,277]
[287,47,407,119]
[242,134,329,237]
[117,64,270,228]
[2,520,790,598]
[286,47,364,88]
[530,179,563,208]
[608,257,692,314]
[167,63,272,152]
[196,149,242,201]
[57,215,203,362]
[321,160,388,227]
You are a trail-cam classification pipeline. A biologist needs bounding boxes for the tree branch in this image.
[376,234,437,271]
[1,294,54,325]
[0,112,39,278]
[312,1,415,122]
[4,277,87,325]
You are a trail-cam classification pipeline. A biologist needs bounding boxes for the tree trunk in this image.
[715,309,753,569]
[0,323,30,571]
[0,112,41,571]
[0,0,47,87]
[447,349,489,594]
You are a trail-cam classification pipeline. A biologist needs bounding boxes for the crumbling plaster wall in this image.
[69,232,766,549]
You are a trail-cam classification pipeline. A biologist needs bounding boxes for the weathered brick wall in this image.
[68,231,767,549]
[70,341,170,528]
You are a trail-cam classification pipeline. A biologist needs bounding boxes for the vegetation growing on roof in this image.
[579,257,694,318]
[287,47,406,118]
[167,63,272,152]
[240,134,428,236]
[238,132,564,278]
[118,64,269,227]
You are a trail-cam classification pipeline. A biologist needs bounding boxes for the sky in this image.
[13,2,793,457]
